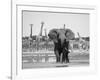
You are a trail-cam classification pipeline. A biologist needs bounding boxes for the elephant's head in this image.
[48,28,75,44]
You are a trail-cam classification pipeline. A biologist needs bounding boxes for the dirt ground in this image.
[22,60,89,69]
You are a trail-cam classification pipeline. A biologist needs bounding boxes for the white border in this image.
[12,2,97,80]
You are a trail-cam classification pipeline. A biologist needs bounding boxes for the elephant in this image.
[48,28,75,63]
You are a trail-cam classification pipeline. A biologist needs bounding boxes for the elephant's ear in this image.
[52,29,59,38]
[65,29,75,40]
[48,29,59,43]
[48,29,59,39]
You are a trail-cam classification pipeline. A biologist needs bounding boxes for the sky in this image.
[22,11,89,37]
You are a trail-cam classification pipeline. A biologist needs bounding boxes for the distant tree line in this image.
[74,37,89,41]
[22,36,89,42]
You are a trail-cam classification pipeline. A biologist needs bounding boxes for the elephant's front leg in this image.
[54,50,60,63]
[62,49,66,63]
[65,50,70,63]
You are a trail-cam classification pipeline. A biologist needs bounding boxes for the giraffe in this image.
[30,24,33,38]
[36,22,44,50]
[36,22,44,41]
[77,32,89,52]
[77,32,85,42]
[63,24,66,29]
[29,24,33,47]
[39,22,44,37]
